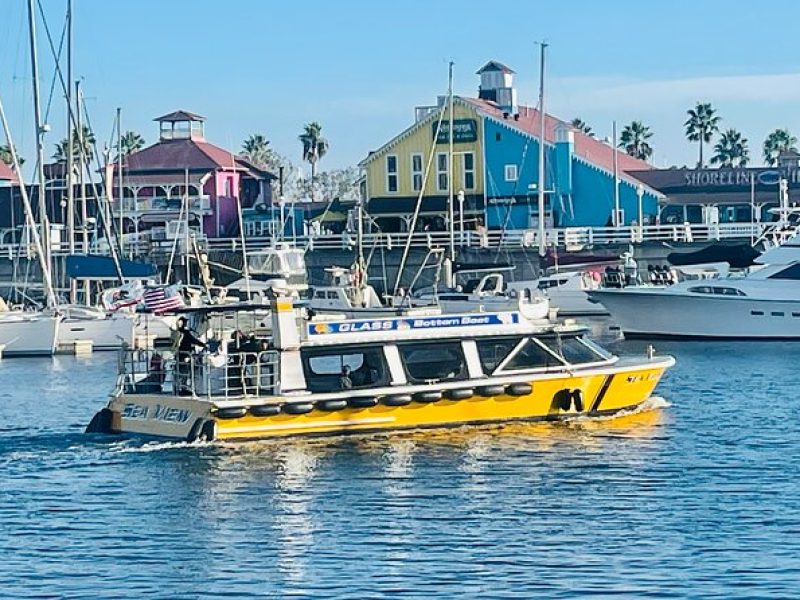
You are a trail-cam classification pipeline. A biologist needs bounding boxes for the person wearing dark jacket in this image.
[175,317,206,392]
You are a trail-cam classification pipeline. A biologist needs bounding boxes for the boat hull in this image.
[0,313,61,356]
[58,313,135,351]
[97,357,673,441]
[592,289,800,339]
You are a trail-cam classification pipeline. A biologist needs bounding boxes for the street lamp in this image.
[457,189,465,241]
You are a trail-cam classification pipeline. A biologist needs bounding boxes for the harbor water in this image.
[2,323,800,598]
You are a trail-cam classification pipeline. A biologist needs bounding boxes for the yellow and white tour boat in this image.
[86,297,674,442]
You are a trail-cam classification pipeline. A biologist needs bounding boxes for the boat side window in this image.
[301,346,389,392]
[769,264,800,280]
[713,287,746,296]
[326,291,338,300]
[500,338,564,372]
[314,290,326,299]
[541,336,609,365]
[398,342,467,383]
[476,337,524,375]
[688,286,713,294]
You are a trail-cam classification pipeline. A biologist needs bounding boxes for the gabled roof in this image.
[154,110,206,122]
[463,97,659,192]
[0,161,18,183]
[113,138,275,184]
[476,61,515,75]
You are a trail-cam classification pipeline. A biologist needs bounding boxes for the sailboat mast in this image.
[613,120,620,227]
[537,42,547,258]
[66,0,74,257]
[27,0,52,276]
[447,61,455,279]
[0,95,57,308]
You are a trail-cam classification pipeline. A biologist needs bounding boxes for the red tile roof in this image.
[121,139,270,176]
[0,161,18,183]
[463,97,654,188]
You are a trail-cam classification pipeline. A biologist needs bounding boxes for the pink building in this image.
[0,160,18,185]
[111,110,274,238]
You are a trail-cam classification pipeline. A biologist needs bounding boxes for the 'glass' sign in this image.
[433,119,478,144]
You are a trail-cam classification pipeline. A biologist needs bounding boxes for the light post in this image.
[636,183,644,242]
[457,189,465,242]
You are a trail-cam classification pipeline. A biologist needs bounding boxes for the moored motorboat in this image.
[87,295,674,441]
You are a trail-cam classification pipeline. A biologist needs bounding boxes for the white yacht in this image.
[412,268,551,321]
[508,271,607,317]
[589,232,800,339]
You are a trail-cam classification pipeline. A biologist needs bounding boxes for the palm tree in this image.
[710,129,749,168]
[763,128,798,166]
[119,131,145,156]
[570,118,593,137]
[53,126,96,162]
[241,134,272,167]
[619,121,654,161]
[0,144,23,167]
[684,102,720,167]
[299,121,328,200]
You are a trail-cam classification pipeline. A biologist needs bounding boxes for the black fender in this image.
[571,389,585,412]
[186,417,205,442]
[348,396,378,409]
[250,404,281,417]
[317,399,348,411]
[445,388,473,401]
[200,420,217,441]
[506,382,532,396]
[413,390,442,403]
[216,407,248,419]
[85,407,113,434]
[476,384,505,397]
[382,394,412,407]
[282,402,314,415]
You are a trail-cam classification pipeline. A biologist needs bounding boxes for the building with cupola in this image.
[361,60,662,233]
[110,110,275,239]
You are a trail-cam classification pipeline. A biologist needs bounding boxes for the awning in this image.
[66,254,158,280]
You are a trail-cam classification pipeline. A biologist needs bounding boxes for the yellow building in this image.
[360,98,485,232]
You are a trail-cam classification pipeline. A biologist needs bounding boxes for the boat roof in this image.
[303,311,584,347]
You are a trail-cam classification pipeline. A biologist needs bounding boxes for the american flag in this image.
[142,285,185,314]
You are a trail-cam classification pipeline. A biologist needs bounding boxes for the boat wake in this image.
[108,438,216,454]
[564,395,671,424]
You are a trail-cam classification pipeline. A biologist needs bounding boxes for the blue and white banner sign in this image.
[308,313,519,336]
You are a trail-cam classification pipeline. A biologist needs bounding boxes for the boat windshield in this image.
[541,336,610,365]
[476,337,524,375]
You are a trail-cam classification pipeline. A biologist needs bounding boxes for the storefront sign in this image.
[433,119,478,144]
[682,168,796,187]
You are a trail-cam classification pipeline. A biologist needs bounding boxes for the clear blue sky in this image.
[3,0,800,174]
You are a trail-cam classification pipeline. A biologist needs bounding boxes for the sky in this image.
[3,0,800,176]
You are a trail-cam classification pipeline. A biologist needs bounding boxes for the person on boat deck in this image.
[339,365,353,391]
[175,317,206,356]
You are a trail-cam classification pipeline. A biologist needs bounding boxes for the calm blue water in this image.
[2,324,800,599]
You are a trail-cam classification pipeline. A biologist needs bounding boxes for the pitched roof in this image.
[476,61,515,75]
[154,110,206,122]
[120,138,273,179]
[463,97,657,189]
[0,161,18,183]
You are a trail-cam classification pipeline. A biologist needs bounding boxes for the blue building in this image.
[362,60,662,232]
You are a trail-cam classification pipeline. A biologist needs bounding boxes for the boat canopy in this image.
[66,254,158,280]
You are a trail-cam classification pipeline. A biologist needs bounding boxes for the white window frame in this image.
[410,153,424,192]
[436,152,449,192]
[386,154,398,193]
[504,164,518,182]
[462,152,475,191]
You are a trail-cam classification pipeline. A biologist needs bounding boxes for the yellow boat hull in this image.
[100,357,673,441]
